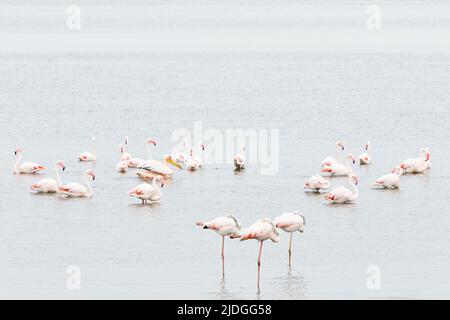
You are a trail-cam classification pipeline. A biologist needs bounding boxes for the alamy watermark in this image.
[171,121,279,175]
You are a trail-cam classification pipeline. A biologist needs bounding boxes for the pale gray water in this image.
[1,1,450,299]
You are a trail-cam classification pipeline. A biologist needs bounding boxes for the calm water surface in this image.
[0,1,450,299]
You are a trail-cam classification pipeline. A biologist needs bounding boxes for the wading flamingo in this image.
[399,147,429,174]
[13,148,45,174]
[78,136,96,162]
[273,212,305,268]
[58,169,96,198]
[186,149,201,171]
[192,142,205,167]
[175,139,188,164]
[195,215,242,279]
[321,140,345,167]
[30,160,66,193]
[371,165,403,189]
[233,144,246,170]
[321,154,355,176]
[122,136,132,162]
[359,142,371,165]
[116,144,128,173]
[231,218,280,291]
[128,175,164,204]
[324,174,359,204]
[304,174,330,192]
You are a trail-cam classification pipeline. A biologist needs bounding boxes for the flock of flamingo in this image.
[12,137,432,291]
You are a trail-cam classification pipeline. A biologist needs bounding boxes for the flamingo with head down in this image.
[78,136,96,162]
[399,147,430,174]
[230,218,280,291]
[322,140,345,167]
[304,174,330,192]
[58,169,96,198]
[324,174,359,204]
[273,212,305,268]
[321,154,356,176]
[30,160,66,193]
[196,215,242,279]
[13,147,45,174]
[371,165,403,189]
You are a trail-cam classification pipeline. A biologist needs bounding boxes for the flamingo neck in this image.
[152,177,161,198]
[92,139,96,158]
[84,173,93,197]
[146,143,153,160]
[348,176,358,199]
[13,152,22,173]
[55,163,62,186]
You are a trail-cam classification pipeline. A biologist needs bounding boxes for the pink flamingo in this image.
[231,218,280,291]
[30,160,66,193]
[195,215,242,279]
[371,165,403,189]
[321,154,355,176]
[13,147,45,174]
[58,169,96,198]
[321,140,345,167]
[233,144,246,170]
[78,136,96,162]
[304,174,330,192]
[273,212,305,268]
[358,142,371,165]
[324,174,359,204]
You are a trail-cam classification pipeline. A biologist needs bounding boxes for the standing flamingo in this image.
[185,149,201,171]
[304,174,330,192]
[78,136,96,162]
[195,215,242,279]
[321,140,345,167]
[30,160,66,193]
[231,218,280,291]
[58,169,96,198]
[233,144,246,170]
[273,212,305,268]
[324,174,359,204]
[400,147,429,174]
[358,142,371,165]
[371,165,403,189]
[128,175,164,204]
[321,154,355,176]
[116,144,128,173]
[175,139,188,164]
[13,147,45,174]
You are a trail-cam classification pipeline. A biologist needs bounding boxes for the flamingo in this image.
[13,147,45,174]
[122,136,132,162]
[128,175,164,204]
[233,144,246,170]
[195,215,242,279]
[58,169,96,198]
[192,142,205,167]
[400,147,429,174]
[358,142,371,165]
[175,139,188,164]
[425,147,432,169]
[116,144,128,173]
[321,154,356,176]
[304,174,330,192]
[78,136,96,162]
[324,174,359,204]
[231,218,280,291]
[30,160,66,193]
[321,140,345,167]
[371,165,403,189]
[185,149,201,171]
[273,212,305,268]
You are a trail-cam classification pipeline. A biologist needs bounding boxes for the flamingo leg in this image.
[221,236,225,280]
[257,240,263,291]
[288,233,293,268]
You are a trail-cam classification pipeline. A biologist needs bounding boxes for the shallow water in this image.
[1,1,450,299]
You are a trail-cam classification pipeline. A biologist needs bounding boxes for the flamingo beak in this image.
[167,157,182,169]
[147,139,156,146]
[425,153,430,161]
[201,144,205,151]
[14,151,17,156]
[161,183,164,188]
[62,166,66,171]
